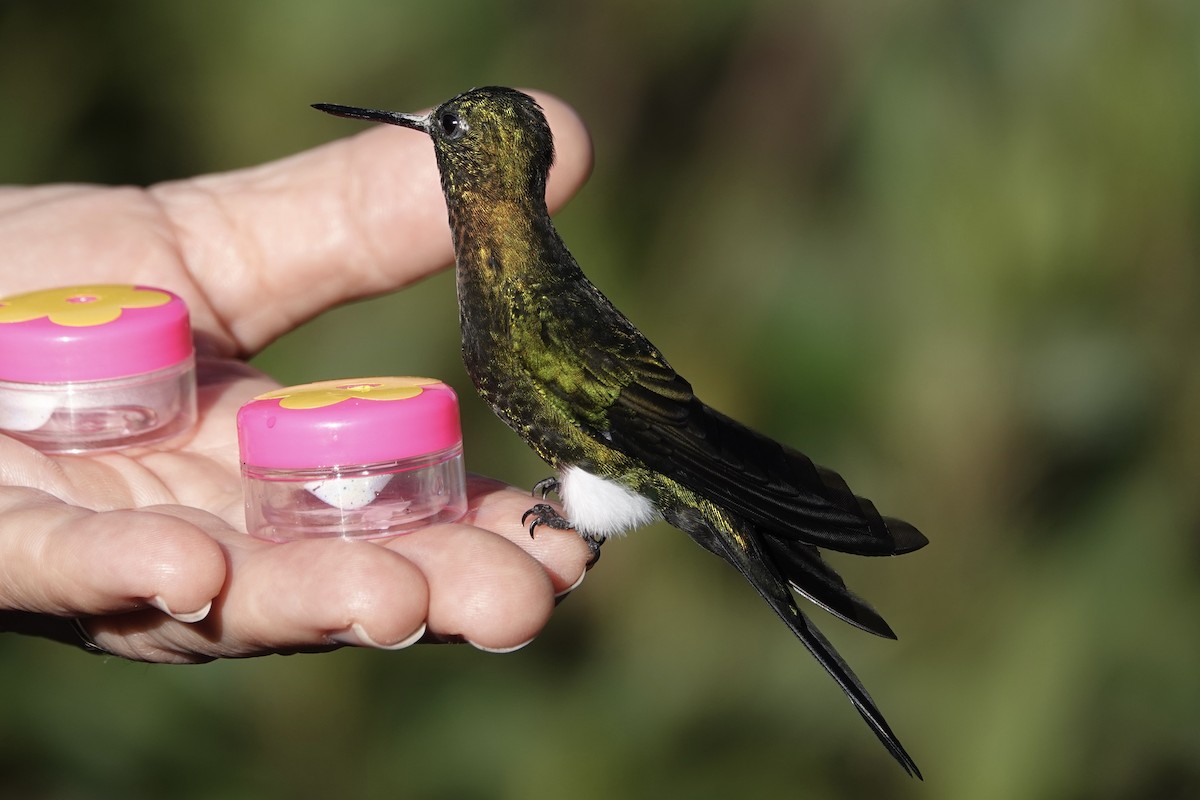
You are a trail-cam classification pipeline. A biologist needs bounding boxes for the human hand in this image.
[0,91,594,663]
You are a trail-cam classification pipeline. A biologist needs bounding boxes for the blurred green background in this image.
[2,1,1198,797]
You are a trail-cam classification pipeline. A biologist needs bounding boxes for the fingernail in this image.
[468,636,536,654]
[331,621,427,651]
[553,568,587,599]
[149,596,212,624]
[71,617,107,655]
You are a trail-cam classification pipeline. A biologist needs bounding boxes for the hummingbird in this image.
[315,87,927,777]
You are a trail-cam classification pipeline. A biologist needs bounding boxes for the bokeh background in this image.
[2,1,1198,798]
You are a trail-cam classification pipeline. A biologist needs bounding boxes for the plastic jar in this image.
[237,376,468,541]
[0,283,196,453]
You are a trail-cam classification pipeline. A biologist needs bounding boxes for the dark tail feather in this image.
[692,512,922,778]
[761,532,897,639]
[756,577,922,778]
[795,610,923,779]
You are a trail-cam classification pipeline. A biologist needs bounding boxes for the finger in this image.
[383,523,556,653]
[89,530,430,663]
[461,476,592,595]
[150,91,593,354]
[0,488,225,621]
[76,478,593,662]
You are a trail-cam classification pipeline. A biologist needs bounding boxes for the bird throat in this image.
[442,186,567,424]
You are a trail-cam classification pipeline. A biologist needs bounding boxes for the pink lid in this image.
[237,377,463,469]
[0,284,193,382]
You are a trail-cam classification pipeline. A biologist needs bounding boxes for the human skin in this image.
[0,90,595,663]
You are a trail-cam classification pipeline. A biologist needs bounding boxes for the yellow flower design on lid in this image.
[256,377,441,410]
[0,284,172,327]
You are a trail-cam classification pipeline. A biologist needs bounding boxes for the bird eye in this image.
[439,112,466,140]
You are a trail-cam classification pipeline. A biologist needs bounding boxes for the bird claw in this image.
[521,503,574,538]
[584,534,604,568]
[521,494,603,567]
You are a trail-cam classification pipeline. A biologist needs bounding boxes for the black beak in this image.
[312,103,429,133]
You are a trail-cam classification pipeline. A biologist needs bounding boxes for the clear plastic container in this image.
[237,377,468,541]
[0,284,197,453]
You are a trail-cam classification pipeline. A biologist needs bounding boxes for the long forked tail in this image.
[693,509,923,778]
[786,606,922,778]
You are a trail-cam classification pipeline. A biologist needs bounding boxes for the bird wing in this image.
[529,273,925,556]
[601,350,925,557]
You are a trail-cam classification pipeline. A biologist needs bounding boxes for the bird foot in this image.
[521,502,604,566]
[523,482,604,567]
[521,503,574,537]
[531,476,560,499]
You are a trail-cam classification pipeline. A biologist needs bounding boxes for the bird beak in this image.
[312,103,429,133]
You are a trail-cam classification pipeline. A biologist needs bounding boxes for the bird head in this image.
[314,87,555,206]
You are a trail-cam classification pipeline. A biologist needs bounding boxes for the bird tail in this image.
[760,532,898,639]
[680,506,922,779]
